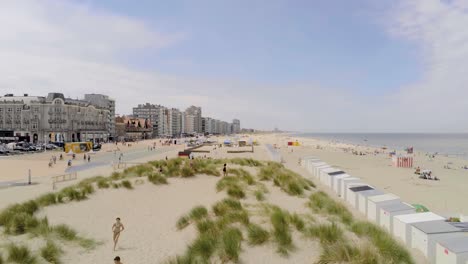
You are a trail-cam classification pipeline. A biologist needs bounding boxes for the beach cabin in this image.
[314,164,331,178]
[357,189,383,215]
[367,193,400,223]
[307,161,326,175]
[320,168,345,187]
[436,236,468,264]
[379,202,415,233]
[300,156,319,167]
[340,178,362,200]
[411,220,462,263]
[393,212,446,246]
[343,182,366,204]
[333,174,351,194]
[346,185,374,209]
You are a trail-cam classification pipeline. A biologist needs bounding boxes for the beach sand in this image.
[1,134,461,263]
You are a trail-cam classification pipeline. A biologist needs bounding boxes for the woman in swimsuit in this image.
[112,217,125,251]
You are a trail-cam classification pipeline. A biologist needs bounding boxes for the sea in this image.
[295,133,468,159]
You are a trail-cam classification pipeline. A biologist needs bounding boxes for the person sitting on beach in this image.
[59,154,63,160]
[67,160,72,167]
[415,167,421,175]
[114,256,123,264]
[112,217,125,251]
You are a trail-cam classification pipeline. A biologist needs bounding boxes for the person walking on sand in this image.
[112,217,125,251]
[88,155,91,162]
[223,163,227,177]
[114,256,123,264]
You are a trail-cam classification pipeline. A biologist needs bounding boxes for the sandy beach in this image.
[1,134,463,263]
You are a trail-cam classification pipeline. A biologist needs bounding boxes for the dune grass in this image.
[147,173,168,185]
[247,224,270,245]
[307,191,354,225]
[254,190,265,201]
[216,176,246,199]
[40,240,63,264]
[350,221,414,264]
[121,180,133,189]
[270,208,294,256]
[97,178,110,189]
[258,162,314,196]
[220,227,243,262]
[7,244,37,264]
[306,222,343,244]
[0,253,3,264]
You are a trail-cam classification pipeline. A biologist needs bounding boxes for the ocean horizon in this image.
[294,133,468,159]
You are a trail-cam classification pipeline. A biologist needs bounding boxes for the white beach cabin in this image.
[367,193,400,223]
[436,236,468,264]
[316,165,333,180]
[320,168,345,187]
[343,182,366,205]
[379,202,415,233]
[357,189,384,215]
[313,164,330,178]
[337,177,360,198]
[346,185,374,209]
[393,212,446,246]
[411,220,462,263]
[340,178,363,200]
[333,174,351,194]
[300,156,318,167]
[308,161,326,173]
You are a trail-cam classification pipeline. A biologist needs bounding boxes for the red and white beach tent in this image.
[392,155,413,168]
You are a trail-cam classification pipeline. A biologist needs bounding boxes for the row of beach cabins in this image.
[301,156,468,264]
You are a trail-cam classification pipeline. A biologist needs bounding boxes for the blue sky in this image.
[1,0,467,132]
[91,0,421,95]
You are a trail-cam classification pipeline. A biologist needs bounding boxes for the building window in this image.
[7,108,12,113]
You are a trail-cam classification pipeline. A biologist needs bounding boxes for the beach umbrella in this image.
[412,204,430,213]
[66,150,74,156]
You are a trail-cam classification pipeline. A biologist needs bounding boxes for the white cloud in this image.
[1,0,468,132]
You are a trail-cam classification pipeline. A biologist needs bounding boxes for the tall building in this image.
[0,93,110,143]
[184,106,202,133]
[84,94,116,140]
[133,103,164,137]
[168,108,182,137]
[232,119,241,134]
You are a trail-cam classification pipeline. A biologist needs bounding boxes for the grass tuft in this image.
[220,227,243,262]
[40,240,63,264]
[148,173,168,185]
[306,222,343,244]
[270,208,293,256]
[247,224,269,245]
[7,244,37,264]
[121,180,133,189]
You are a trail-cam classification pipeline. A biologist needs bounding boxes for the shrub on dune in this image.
[220,227,243,262]
[247,224,269,245]
[30,217,51,237]
[306,222,343,244]
[254,190,265,201]
[308,191,354,225]
[147,173,168,185]
[60,187,86,201]
[212,198,243,217]
[5,212,39,235]
[270,209,293,256]
[181,166,195,177]
[289,213,305,232]
[110,172,123,180]
[40,240,63,264]
[7,244,37,264]
[176,215,190,230]
[53,224,77,241]
[121,180,133,189]
[227,185,245,199]
[36,193,58,207]
[187,233,217,261]
[189,206,208,221]
[97,178,110,189]
[316,241,359,264]
[112,183,121,189]
[351,221,414,264]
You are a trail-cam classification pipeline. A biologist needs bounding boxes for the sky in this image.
[0,0,467,132]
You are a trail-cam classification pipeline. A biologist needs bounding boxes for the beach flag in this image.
[392,155,413,168]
